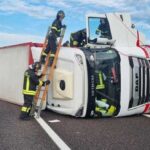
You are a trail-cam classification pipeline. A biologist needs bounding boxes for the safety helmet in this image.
[57,10,65,19]
[32,61,41,71]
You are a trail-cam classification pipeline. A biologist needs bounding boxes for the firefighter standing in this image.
[41,10,66,65]
[95,18,111,39]
[20,62,50,120]
[70,28,87,47]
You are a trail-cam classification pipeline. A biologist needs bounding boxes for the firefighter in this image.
[95,68,116,117]
[70,28,87,47]
[41,10,66,65]
[20,62,50,120]
[95,18,111,39]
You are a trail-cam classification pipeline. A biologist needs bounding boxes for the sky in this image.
[0,0,150,47]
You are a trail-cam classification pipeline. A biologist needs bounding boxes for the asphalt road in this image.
[0,100,150,150]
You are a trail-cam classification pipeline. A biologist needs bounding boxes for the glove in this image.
[45,80,50,85]
[62,24,66,29]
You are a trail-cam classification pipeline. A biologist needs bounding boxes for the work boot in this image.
[19,112,31,120]
[41,55,46,64]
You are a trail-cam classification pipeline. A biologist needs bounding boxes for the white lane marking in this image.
[48,119,60,123]
[143,114,150,118]
[34,113,71,150]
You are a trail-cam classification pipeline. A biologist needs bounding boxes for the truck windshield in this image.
[95,48,121,115]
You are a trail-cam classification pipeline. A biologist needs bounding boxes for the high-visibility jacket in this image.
[22,69,43,96]
[95,71,105,90]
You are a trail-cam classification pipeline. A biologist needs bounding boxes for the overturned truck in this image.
[0,13,150,118]
[38,13,150,117]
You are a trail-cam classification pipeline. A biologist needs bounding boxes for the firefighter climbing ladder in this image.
[30,27,66,118]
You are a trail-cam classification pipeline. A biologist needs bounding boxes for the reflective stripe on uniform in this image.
[95,106,106,113]
[21,107,28,112]
[50,53,55,57]
[96,72,105,89]
[23,90,36,95]
[21,106,31,112]
[95,105,116,116]
[107,105,116,115]
[39,80,43,86]
[26,76,30,91]
[42,52,47,56]
[73,41,78,46]
[23,76,36,95]
[51,26,61,32]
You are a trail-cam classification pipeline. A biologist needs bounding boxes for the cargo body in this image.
[0,43,42,105]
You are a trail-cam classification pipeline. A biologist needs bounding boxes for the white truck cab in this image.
[33,13,150,117]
